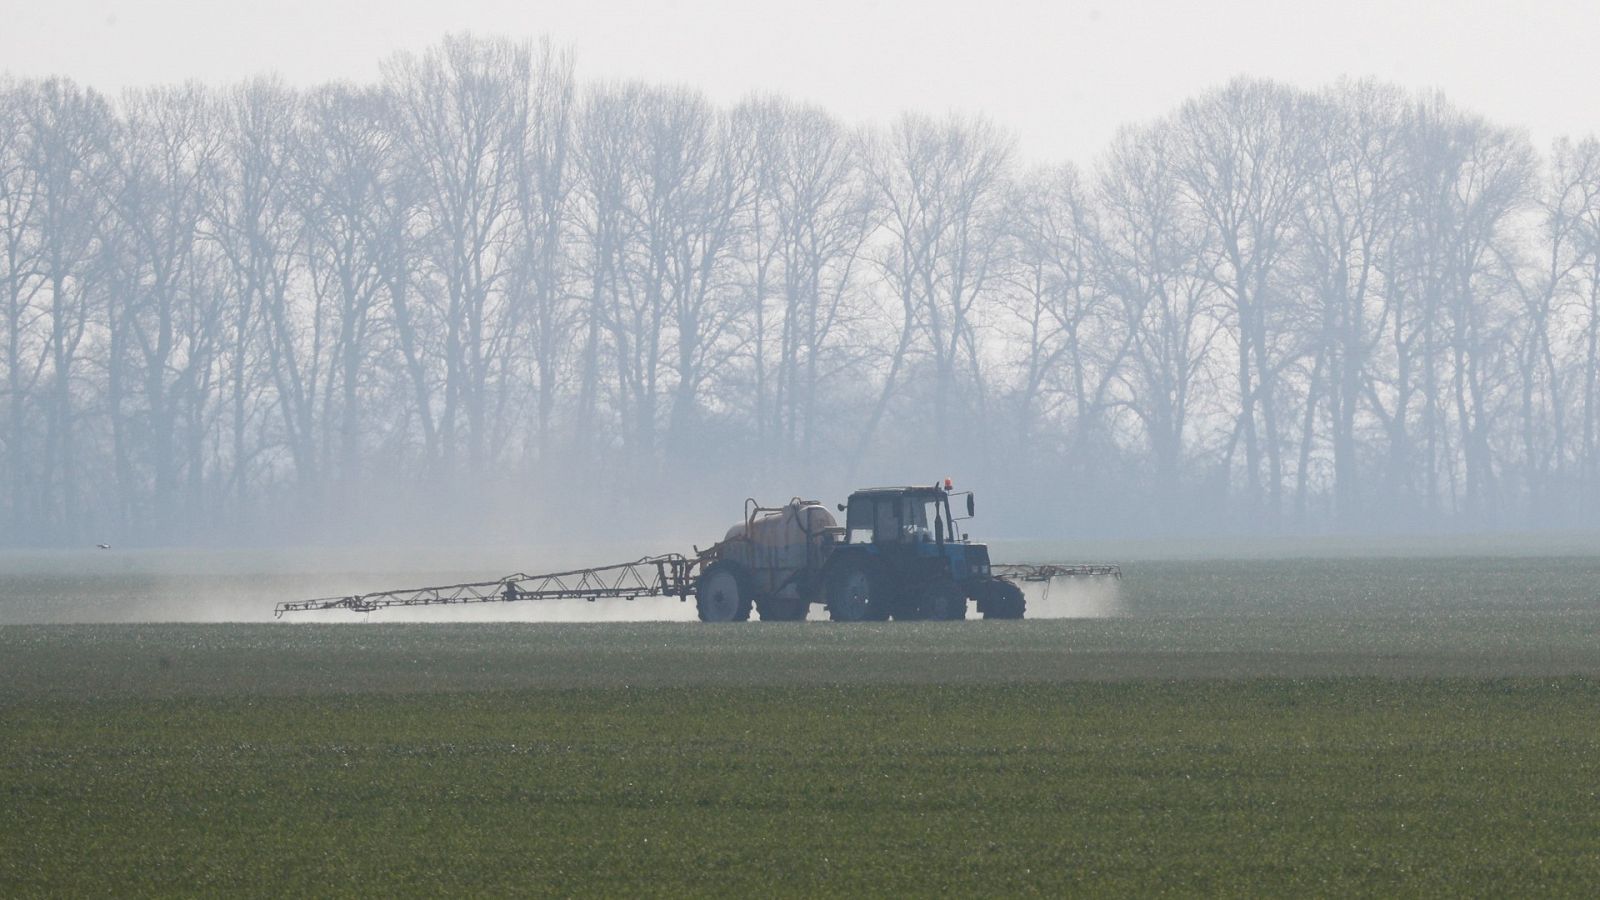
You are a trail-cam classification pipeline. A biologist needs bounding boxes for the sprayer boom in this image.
[273,554,700,618]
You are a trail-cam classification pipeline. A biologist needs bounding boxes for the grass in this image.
[3,554,1600,895]
[6,680,1599,896]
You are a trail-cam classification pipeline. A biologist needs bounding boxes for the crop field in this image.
[4,551,1600,895]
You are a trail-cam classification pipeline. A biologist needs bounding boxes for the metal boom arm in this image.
[992,563,1122,582]
[274,554,700,618]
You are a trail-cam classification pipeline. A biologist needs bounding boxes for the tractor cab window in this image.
[921,497,945,541]
[846,494,943,545]
[901,497,936,543]
[874,500,900,543]
[846,497,876,544]
[846,496,918,544]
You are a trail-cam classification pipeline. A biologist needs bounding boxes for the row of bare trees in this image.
[3,36,1599,545]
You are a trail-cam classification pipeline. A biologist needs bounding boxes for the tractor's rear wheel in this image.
[756,595,808,622]
[696,562,753,622]
[978,580,1026,620]
[826,561,890,622]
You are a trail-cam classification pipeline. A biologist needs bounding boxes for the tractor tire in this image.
[893,580,965,621]
[890,595,929,621]
[696,562,753,622]
[891,608,925,621]
[825,560,890,622]
[756,595,808,622]
[926,580,969,621]
[979,580,1026,620]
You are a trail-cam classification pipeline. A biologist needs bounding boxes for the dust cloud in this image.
[1016,575,1125,619]
[0,546,706,625]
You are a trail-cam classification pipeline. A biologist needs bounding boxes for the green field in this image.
[4,555,1600,895]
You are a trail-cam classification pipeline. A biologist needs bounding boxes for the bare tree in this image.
[286,83,394,505]
[570,83,643,470]
[1002,162,1127,481]
[1384,97,1531,521]
[732,98,875,474]
[647,92,751,467]
[102,85,227,537]
[1553,139,1600,511]
[1173,78,1314,523]
[1096,124,1224,514]
[205,79,305,526]
[24,80,114,541]
[0,80,48,538]
[506,43,576,470]
[1507,137,1600,522]
[1296,81,1408,525]
[383,35,532,480]
[860,113,1013,466]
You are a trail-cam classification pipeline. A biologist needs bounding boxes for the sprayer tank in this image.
[717,500,839,598]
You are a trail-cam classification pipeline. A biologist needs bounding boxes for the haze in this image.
[2,2,1600,551]
[3,1,1596,164]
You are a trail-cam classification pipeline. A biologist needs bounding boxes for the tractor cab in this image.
[844,485,963,546]
[838,482,991,583]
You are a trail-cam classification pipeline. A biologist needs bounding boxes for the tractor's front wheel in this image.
[696,562,753,622]
[826,560,890,622]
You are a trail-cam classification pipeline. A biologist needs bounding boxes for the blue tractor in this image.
[694,481,1058,622]
[823,483,1024,621]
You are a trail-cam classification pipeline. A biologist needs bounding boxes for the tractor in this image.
[696,481,1034,622]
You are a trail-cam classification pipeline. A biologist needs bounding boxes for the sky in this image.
[1,0,1595,165]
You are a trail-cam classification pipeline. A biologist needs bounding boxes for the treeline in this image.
[3,35,1599,545]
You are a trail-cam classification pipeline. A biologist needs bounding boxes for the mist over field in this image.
[1,543,1130,624]
[9,531,1597,624]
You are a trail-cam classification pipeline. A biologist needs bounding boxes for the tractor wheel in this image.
[825,561,890,622]
[890,593,928,621]
[979,580,1026,620]
[756,595,808,622]
[696,562,753,623]
[892,580,963,621]
[925,580,968,621]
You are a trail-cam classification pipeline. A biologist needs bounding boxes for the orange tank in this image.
[715,499,839,599]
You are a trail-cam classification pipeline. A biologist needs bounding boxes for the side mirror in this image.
[935,516,944,544]
[966,494,976,518]
[837,503,846,512]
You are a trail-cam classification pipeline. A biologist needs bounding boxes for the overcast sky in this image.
[2,0,1595,163]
